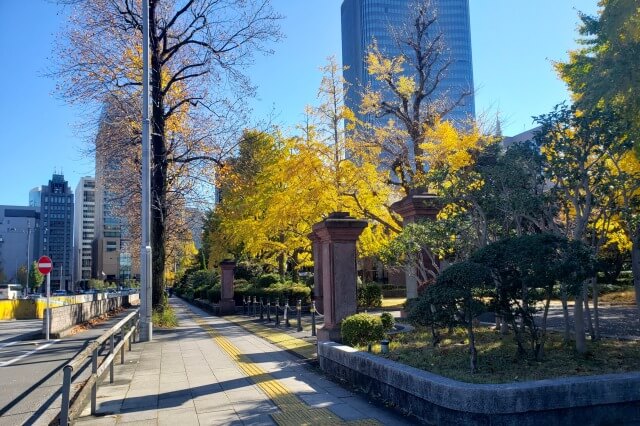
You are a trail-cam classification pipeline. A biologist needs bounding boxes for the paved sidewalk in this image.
[76,299,412,425]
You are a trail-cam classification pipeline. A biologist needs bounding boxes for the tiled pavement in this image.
[75,298,413,425]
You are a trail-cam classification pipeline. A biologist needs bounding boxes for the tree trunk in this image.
[584,283,595,340]
[278,253,285,278]
[536,292,552,361]
[574,289,586,354]
[632,234,640,325]
[590,276,600,340]
[467,321,477,374]
[561,285,571,343]
[150,1,167,310]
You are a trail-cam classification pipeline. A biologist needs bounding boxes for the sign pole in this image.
[38,256,53,341]
[46,272,50,341]
[140,0,153,342]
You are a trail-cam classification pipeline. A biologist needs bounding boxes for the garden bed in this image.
[375,326,640,384]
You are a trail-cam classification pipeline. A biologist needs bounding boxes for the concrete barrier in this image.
[318,342,640,425]
[43,296,128,338]
[0,299,37,320]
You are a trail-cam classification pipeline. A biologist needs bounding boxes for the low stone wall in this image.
[318,342,640,425]
[43,297,125,338]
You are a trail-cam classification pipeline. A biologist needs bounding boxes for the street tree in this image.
[54,0,282,309]
[355,0,478,193]
[16,265,28,287]
[29,261,45,291]
[534,103,627,352]
[557,0,640,155]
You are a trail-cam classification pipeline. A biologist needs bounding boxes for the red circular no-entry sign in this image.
[38,256,53,275]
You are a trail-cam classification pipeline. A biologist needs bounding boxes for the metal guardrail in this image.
[59,309,140,425]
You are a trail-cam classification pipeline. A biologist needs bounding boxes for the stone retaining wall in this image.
[318,342,640,425]
[43,296,129,338]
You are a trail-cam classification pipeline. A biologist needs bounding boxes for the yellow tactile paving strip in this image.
[226,316,317,360]
[192,316,380,426]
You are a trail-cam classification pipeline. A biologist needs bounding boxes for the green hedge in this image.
[380,312,395,331]
[357,283,382,308]
[257,273,281,288]
[234,281,311,304]
[341,313,385,347]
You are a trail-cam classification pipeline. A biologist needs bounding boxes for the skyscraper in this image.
[0,206,40,286]
[38,174,74,290]
[341,0,475,124]
[73,177,96,288]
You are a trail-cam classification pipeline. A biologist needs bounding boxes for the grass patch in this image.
[599,290,636,305]
[152,305,178,328]
[381,297,406,309]
[367,326,640,384]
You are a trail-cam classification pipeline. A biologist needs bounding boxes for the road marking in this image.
[190,314,380,426]
[0,340,59,367]
[0,341,19,349]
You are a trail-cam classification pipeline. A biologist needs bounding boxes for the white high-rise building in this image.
[73,177,96,288]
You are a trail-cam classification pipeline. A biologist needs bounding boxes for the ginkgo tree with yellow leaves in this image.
[55,0,281,309]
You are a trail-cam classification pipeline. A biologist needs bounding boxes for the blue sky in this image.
[0,0,598,206]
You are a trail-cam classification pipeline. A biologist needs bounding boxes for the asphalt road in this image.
[478,304,640,339]
[0,319,42,343]
[0,310,135,426]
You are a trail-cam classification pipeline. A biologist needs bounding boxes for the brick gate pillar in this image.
[312,212,367,342]
[308,231,324,314]
[390,192,440,299]
[219,260,236,315]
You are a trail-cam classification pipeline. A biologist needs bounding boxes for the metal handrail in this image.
[59,309,140,425]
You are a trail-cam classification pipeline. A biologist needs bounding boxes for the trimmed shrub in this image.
[235,261,264,283]
[187,270,219,289]
[380,312,395,332]
[357,282,382,308]
[206,284,221,303]
[341,313,385,347]
[257,273,281,288]
[194,285,210,300]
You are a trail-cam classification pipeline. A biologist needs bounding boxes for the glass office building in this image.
[341,0,475,124]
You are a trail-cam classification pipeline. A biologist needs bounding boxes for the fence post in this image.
[253,296,257,317]
[297,300,302,332]
[60,365,73,425]
[110,334,115,384]
[267,299,271,322]
[284,301,290,327]
[311,301,317,337]
[120,328,125,364]
[91,347,98,415]
[275,299,280,327]
[259,297,264,321]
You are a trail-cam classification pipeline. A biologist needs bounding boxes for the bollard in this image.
[91,347,98,414]
[267,299,271,322]
[381,339,390,354]
[285,301,291,328]
[243,297,248,315]
[60,365,73,425]
[275,299,280,327]
[253,296,258,317]
[311,301,317,337]
[297,300,303,332]
[259,297,264,320]
[110,334,115,383]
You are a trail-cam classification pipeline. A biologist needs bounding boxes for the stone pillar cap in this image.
[220,259,236,267]
[312,211,368,242]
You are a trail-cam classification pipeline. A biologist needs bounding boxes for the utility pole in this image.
[140,0,153,341]
[25,221,31,297]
